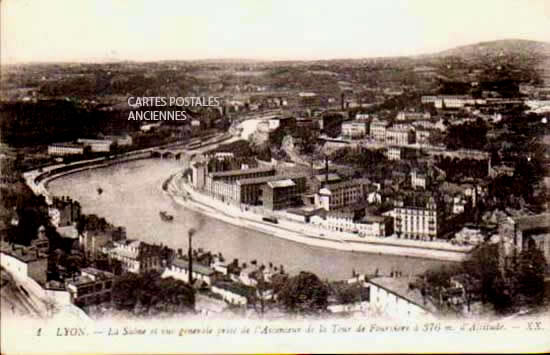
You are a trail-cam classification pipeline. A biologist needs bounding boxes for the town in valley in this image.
[2,38,550,323]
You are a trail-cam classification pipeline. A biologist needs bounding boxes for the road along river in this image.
[48,158,453,280]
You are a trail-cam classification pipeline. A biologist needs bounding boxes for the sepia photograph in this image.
[1,0,549,353]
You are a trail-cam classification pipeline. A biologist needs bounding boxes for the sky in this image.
[2,0,550,63]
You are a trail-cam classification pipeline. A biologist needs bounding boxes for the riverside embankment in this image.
[167,173,472,262]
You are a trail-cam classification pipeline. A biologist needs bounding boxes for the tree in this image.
[515,246,546,307]
[278,271,329,315]
[112,271,195,316]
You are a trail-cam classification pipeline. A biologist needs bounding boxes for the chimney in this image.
[341,93,345,111]
[324,156,329,188]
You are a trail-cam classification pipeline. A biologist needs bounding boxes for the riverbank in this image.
[166,173,471,262]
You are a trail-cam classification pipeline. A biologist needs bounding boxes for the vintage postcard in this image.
[1,0,549,353]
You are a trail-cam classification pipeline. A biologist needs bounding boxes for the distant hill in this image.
[422,39,550,85]
[432,39,550,60]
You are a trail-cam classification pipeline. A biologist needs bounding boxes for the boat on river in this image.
[160,211,174,222]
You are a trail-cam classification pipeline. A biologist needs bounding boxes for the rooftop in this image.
[237,174,306,186]
[172,258,215,276]
[209,166,275,178]
[267,179,295,189]
[212,281,255,298]
[49,142,83,148]
[368,277,437,313]
[0,241,47,263]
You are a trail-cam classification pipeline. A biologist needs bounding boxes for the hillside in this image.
[430,39,550,85]
[434,39,550,60]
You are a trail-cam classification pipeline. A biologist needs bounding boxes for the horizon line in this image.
[2,38,548,66]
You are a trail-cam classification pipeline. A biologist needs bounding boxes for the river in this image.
[48,158,452,280]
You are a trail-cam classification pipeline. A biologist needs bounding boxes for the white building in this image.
[162,258,216,286]
[77,138,112,153]
[47,143,85,156]
[104,135,133,146]
[385,127,415,146]
[393,196,440,240]
[191,162,207,190]
[367,277,437,318]
[315,179,368,211]
[341,121,368,139]
[211,282,254,306]
[396,111,430,121]
[369,119,390,141]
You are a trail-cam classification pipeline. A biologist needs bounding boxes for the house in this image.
[65,268,115,307]
[369,119,390,141]
[162,257,217,286]
[211,281,255,306]
[0,241,48,285]
[357,215,394,237]
[498,213,550,256]
[366,277,437,318]
[385,127,415,146]
[50,196,81,227]
[79,225,126,260]
[386,146,418,161]
[102,239,164,274]
[341,121,368,139]
[453,227,485,246]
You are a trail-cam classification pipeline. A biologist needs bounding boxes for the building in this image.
[393,195,441,240]
[532,234,550,264]
[47,143,85,156]
[162,257,216,286]
[267,116,296,131]
[366,277,437,318]
[79,226,126,260]
[357,215,394,237]
[415,129,431,145]
[103,240,163,274]
[261,179,305,210]
[65,268,115,307]
[211,281,255,306]
[191,162,207,190]
[77,138,113,153]
[411,169,430,189]
[315,179,368,211]
[0,241,48,285]
[232,174,307,206]
[205,167,275,194]
[370,119,390,141]
[104,134,133,147]
[341,121,368,139]
[396,111,431,121]
[454,227,485,246]
[421,95,481,109]
[386,146,418,161]
[498,214,550,257]
[385,127,415,146]
[51,196,81,227]
[311,173,342,192]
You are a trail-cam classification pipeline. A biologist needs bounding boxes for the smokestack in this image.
[188,228,196,285]
[324,156,329,188]
[341,93,345,111]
